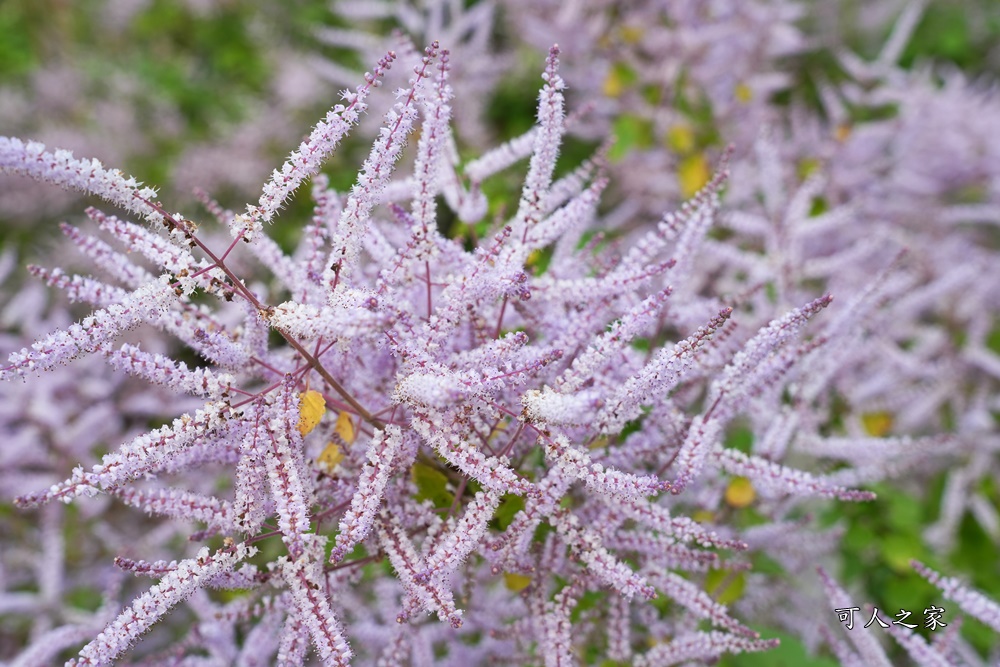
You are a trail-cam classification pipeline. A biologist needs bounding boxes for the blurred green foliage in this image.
[130,0,270,128]
[0,3,37,79]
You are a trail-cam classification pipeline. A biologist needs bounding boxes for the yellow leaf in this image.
[603,68,624,98]
[619,25,644,45]
[317,442,346,475]
[335,411,356,445]
[297,390,326,436]
[588,436,609,450]
[734,82,753,103]
[797,158,821,180]
[691,509,715,523]
[486,420,509,444]
[666,123,696,154]
[678,153,709,198]
[724,477,755,508]
[504,573,532,592]
[861,411,893,437]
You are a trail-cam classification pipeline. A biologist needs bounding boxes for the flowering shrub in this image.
[2,7,1000,667]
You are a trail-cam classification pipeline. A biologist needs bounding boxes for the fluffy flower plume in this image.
[70,544,255,666]
[2,5,999,663]
[912,561,1000,633]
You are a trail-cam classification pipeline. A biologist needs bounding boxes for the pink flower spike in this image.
[912,560,1000,633]
[1,276,175,381]
[331,425,401,562]
[552,511,655,600]
[70,544,254,666]
[278,536,352,665]
[244,50,397,239]
[817,567,893,667]
[0,137,163,224]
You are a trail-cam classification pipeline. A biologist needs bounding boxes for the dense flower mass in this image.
[1,2,1000,666]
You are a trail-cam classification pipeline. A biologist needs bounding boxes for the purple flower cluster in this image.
[1,3,999,665]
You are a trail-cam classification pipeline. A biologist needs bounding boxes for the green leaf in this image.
[750,552,786,577]
[609,114,654,162]
[66,586,103,612]
[492,493,525,531]
[986,319,1000,354]
[725,423,755,453]
[410,462,454,509]
[630,337,650,352]
[602,61,638,98]
[879,533,925,573]
[808,195,830,217]
[705,569,747,605]
[570,590,606,623]
[764,281,778,304]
